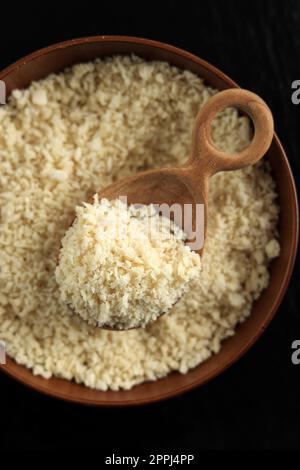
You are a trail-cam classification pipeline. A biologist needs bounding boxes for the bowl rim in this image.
[0,35,298,406]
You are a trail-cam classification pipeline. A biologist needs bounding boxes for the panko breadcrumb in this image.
[56,197,201,329]
[0,55,280,390]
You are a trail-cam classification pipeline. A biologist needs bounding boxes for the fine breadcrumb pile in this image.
[56,197,201,329]
[0,56,280,390]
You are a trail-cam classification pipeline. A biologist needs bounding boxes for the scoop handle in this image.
[188,89,274,175]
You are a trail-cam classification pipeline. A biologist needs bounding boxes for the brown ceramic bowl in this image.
[0,36,298,406]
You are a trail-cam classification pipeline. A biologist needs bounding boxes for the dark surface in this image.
[0,0,299,451]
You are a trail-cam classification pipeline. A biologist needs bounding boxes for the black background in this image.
[0,0,299,452]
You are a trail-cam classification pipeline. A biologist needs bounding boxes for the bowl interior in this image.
[0,37,298,406]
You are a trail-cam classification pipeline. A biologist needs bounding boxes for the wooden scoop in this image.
[97,88,274,255]
[58,88,274,331]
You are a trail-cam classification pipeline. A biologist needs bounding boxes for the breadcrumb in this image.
[56,197,201,329]
[0,56,280,390]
